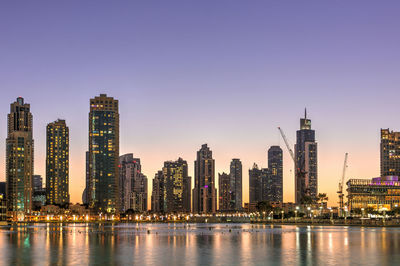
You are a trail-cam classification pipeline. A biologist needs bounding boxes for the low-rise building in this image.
[347,176,400,211]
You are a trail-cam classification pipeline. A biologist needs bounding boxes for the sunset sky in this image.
[1,1,400,207]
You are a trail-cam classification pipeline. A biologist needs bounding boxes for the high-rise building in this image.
[46,119,70,207]
[249,164,269,204]
[268,146,283,202]
[82,151,89,205]
[131,172,148,213]
[249,164,262,204]
[230,159,242,210]
[381,129,400,177]
[88,94,119,214]
[151,171,164,213]
[6,97,34,219]
[162,158,191,213]
[218,172,230,211]
[295,109,318,204]
[119,154,147,213]
[33,175,43,192]
[192,144,217,214]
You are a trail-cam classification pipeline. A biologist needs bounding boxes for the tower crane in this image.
[338,153,348,217]
[278,127,295,162]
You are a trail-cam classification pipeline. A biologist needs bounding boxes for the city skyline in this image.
[0,95,392,209]
[1,2,399,208]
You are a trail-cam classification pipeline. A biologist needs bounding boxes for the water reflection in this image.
[0,224,400,265]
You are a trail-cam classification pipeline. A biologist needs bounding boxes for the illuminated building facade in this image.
[268,146,283,202]
[230,159,242,210]
[218,172,230,211]
[347,176,400,211]
[381,129,400,177]
[88,94,119,214]
[6,97,34,219]
[295,109,318,204]
[162,158,191,213]
[46,119,70,207]
[192,144,217,214]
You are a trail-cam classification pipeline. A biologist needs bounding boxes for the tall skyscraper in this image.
[192,144,217,214]
[381,129,400,177]
[218,172,230,211]
[88,94,120,214]
[131,172,148,213]
[151,171,164,213]
[82,151,89,205]
[6,97,34,219]
[295,109,318,204]
[249,163,269,204]
[229,159,242,210]
[46,119,70,207]
[162,158,191,213]
[119,154,147,213]
[268,146,283,202]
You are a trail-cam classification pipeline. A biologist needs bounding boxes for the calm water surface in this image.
[0,223,399,265]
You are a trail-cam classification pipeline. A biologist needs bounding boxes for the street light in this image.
[281,210,284,223]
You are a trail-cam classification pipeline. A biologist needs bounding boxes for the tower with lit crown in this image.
[6,97,34,219]
[295,109,318,203]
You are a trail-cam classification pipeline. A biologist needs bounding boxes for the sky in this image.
[1,1,400,207]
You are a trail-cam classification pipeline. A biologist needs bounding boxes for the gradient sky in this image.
[1,1,400,207]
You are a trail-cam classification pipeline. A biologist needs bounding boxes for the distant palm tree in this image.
[300,195,314,206]
[256,201,273,214]
[317,193,328,207]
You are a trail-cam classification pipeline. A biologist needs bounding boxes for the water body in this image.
[0,223,399,265]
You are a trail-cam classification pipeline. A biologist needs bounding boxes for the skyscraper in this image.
[151,171,164,213]
[6,97,34,219]
[82,151,89,205]
[295,109,318,204]
[249,163,269,204]
[249,164,261,204]
[119,154,147,213]
[162,158,191,213]
[229,159,242,210]
[218,172,230,211]
[381,129,400,177]
[46,119,70,207]
[88,94,119,214]
[192,144,217,214]
[268,146,283,202]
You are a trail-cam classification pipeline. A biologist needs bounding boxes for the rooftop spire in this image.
[304,108,307,119]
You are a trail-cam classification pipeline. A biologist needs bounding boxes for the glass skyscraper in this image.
[267,146,283,202]
[295,110,318,204]
[88,94,119,214]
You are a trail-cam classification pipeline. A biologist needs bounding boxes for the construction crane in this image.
[278,127,307,203]
[337,153,348,217]
[278,127,295,162]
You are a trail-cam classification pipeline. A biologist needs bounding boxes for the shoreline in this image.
[2,220,400,228]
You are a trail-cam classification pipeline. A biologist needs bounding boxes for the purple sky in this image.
[1,1,400,205]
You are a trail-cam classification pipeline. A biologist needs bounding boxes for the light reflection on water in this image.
[0,223,400,265]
